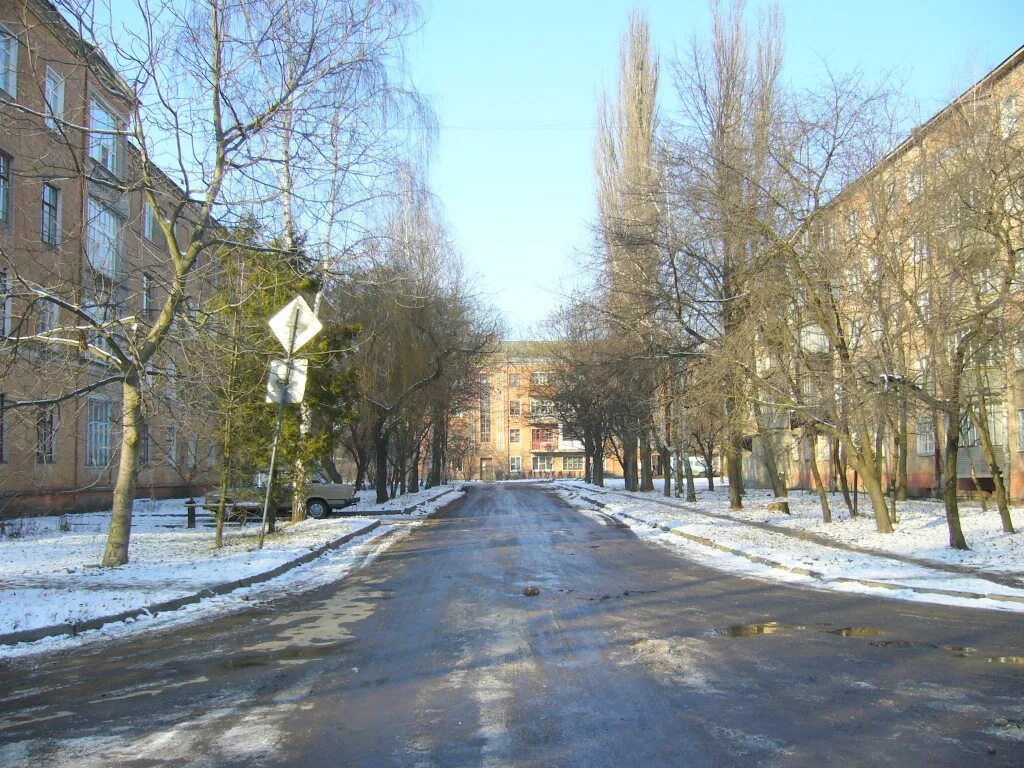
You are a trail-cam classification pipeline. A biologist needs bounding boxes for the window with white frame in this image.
[1000,95,1020,139]
[906,167,923,201]
[530,398,554,417]
[532,455,553,472]
[508,372,520,388]
[0,152,10,226]
[1018,409,1024,452]
[165,425,177,464]
[88,97,120,174]
[564,456,583,472]
[909,235,928,265]
[963,406,1008,447]
[509,456,522,473]
[0,26,17,99]
[86,399,112,467]
[916,418,934,456]
[44,68,65,130]
[41,183,60,245]
[142,201,157,242]
[530,371,549,386]
[509,400,520,417]
[141,274,154,318]
[918,289,931,321]
[36,299,58,335]
[187,436,198,469]
[86,197,124,277]
[36,405,57,464]
[1013,336,1024,370]
[509,428,520,443]
[479,376,491,443]
[844,210,859,240]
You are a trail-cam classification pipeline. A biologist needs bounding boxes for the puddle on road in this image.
[715,621,1020,665]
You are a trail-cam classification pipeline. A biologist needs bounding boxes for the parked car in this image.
[204,472,358,519]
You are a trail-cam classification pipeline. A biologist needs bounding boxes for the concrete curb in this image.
[570,489,1024,608]
[0,486,466,648]
[0,520,385,648]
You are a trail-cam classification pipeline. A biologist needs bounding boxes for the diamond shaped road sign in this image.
[268,295,322,355]
[265,358,309,404]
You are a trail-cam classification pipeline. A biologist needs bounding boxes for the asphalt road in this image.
[1,483,1023,767]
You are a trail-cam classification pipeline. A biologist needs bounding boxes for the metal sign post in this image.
[257,296,321,549]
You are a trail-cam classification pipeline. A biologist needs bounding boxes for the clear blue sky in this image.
[410,1,1024,338]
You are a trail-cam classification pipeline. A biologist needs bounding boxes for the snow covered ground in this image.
[0,485,462,656]
[556,479,1024,613]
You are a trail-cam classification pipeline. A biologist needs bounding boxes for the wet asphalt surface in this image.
[0,483,1023,767]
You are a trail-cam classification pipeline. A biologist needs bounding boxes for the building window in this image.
[86,399,112,467]
[530,371,549,386]
[36,300,58,335]
[530,399,554,417]
[86,197,124,277]
[89,97,120,174]
[139,422,151,466]
[41,183,60,245]
[0,392,6,463]
[0,26,17,99]
[36,406,57,464]
[532,426,556,450]
[532,455,553,472]
[918,290,931,321]
[187,436,198,469]
[564,456,584,472]
[0,268,10,337]
[509,428,520,443]
[906,167,923,202]
[1001,95,1020,139]
[844,210,859,240]
[909,235,928,265]
[165,425,177,464]
[0,152,10,226]
[509,400,520,417]
[44,68,65,130]
[141,274,154,318]
[509,456,522,473]
[479,377,491,443]
[508,372,520,388]
[142,201,158,242]
[1018,410,1024,452]
[916,419,934,456]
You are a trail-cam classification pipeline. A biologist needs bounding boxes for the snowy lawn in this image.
[0,485,461,643]
[557,479,1024,612]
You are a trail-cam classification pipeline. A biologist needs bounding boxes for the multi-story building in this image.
[0,0,216,514]
[453,343,591,481]
[758,44,1024,500]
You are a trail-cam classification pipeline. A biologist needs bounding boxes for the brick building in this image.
[0,0,216,514]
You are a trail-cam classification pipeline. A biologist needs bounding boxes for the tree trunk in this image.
[851,427,892,533]
[409,443,421,494]
[102,376,142,566]
[834,438,853,515]
[896,400,908,500]
[726,433,743,509]
[942,411,969,549]
[660,445,672,496]
[592,431,606,486]
[703,446,715,491]
[427,401,446,488]
[753,404,787,498]
[968,406,1014,534]
[291,453,308,523]
[808,425,831,523]
[374,417,389,504]
[640,426,655,491]
[623,436,638,491]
